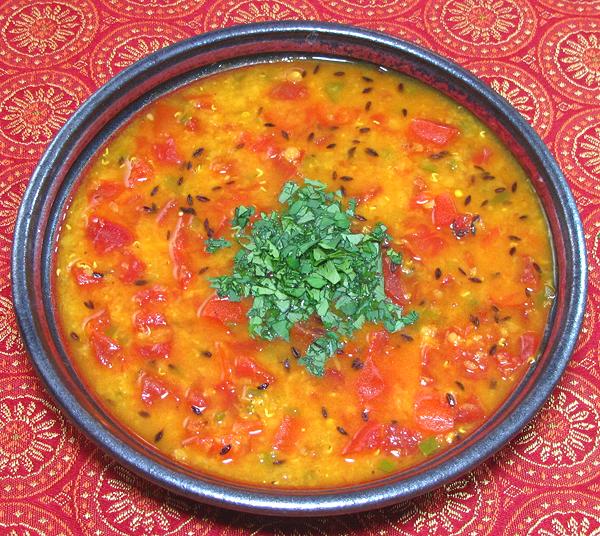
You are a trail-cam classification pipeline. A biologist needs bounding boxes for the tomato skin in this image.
[199,295,245,325]
[269,81,308,100]
[382,254,409,305]
[153,136,182,165]
[235,354,275,384]
[409,118,459,146]
[414,394,455,432]
[272,415,299,453]
[117,252,146,284]
[169,215,194,290]
[432,193,457,227]
[71,265,103,286]
[520,256,541,291]
[89,332,122,367]
[135,341,171,360]
[86,215,134,254]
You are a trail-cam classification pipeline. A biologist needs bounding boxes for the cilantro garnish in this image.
[205,237,231,253]
[209,179,417,376]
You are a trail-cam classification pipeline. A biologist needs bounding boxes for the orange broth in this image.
[55,60,554,487]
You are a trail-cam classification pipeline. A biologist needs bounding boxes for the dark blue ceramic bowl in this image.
[12,22,587,516]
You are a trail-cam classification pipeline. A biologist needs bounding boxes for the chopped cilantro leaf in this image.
[387,249,403,265]
[205,237,231,253]
[210,179,418,376]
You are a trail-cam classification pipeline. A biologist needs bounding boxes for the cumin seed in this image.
[509,246,516,256]
[257,382,269,390]
[365,148,379,157]
[365,101,372,111]
[291,347,301,359]
[150,185,159,196]
[470,315,480,327]
[193,147,204,158]
[455,381,465,391]
[354,214,367,222]
[351,358,364,370]
[84,300,94,309]
[435,267,442,280]
[154,430,164,442]
[446,393,457,407]
[196,195,210,202]
[347,146,356,158]
[340,176,353,182]
[464,195,472,206]
[400,333,414,342]
[469,277,483,283]
[326,143,337,149]
[362,87,373,94]
[334,71,345,77]
[201,350,212,358]
[281,130,289,140]
[283,358,290,372]
[495,187,506,193]
[70,332,79,341]
[511,182,518,193]
[138,411,150,418]
[361,409,369,421]
[177,176,183,186]
[397,82,404,92]
[219,444,232,455]
[191,405,203,415]
[401,108,408,117]
[322,406,328,418]
[336,426,348,435]
[180,207,196,215]
[186,194,193,206]
[489,344,498,356]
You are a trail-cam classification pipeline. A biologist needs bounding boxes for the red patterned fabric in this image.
[0,1,598,533]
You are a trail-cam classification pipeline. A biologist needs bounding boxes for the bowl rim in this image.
[11,21,587,516]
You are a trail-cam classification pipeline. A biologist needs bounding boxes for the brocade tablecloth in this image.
[0,1,599,534]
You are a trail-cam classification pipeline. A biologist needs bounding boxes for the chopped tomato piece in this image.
[342,421,420,455]
[342,421,383,455]
[414,394,455,432]
[355,186,382,204]
[88,181,124,206]
[519,332,539,361]
[366,329,390,358]
[86,215,134,254]
[520,256,541,291]
[139,373,177,405]
[309,105,360,128]
[409,118,459,146]
[272,415,299,453]
[71,265,103,286]
[405,226,447,259]
[235,354,275,384]
[269,81,308,100]
[455,398,485,424]
[472,146,492,166]
[153,136,182,165]
[89,332,122,367]
[451,214,475,239]
[133,310,168,332]
[133,285,168,307]
[117,252,146,284]
[382,254,409,305]
[357,358,385,403]
[135,341,171,360]
[169,215,193,290]
[127,158,154,186]
[432,193,457,227]
[198,294,245,325]
[186,386,208,413]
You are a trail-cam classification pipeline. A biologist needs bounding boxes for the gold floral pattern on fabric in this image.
[0,70,90,158]
[0,0,98,68]
[73,452,216,535]
[0,376,80,498]
[424,0,537,57]
[494,372,599,487]
[539,19,600,105]
[204,0,319,30]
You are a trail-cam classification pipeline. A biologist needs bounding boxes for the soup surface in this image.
[55,59,554,487]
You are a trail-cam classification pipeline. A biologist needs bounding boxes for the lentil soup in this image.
[55,59,554,488]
